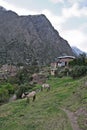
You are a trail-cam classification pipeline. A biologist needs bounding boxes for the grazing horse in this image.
[21,92,28,98]
[21,93,26,98]
[41,83,50,91]
[21,91,36,103]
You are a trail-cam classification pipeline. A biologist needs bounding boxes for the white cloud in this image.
[43,3,87,33]
[0,0,40,15]
[79,23,87,33]
[67,0,83,4]
[62,3,87,18]
[60,29,87,51]
[49,0,64,3]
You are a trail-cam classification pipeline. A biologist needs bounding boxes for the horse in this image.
[21,93,25,98]
[21,92,29,98]
[21,91,36,103]
[41,83,50,91]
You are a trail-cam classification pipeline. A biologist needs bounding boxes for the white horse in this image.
[21,91,36,103]
[41,83,50,91]
[21,92,29,98]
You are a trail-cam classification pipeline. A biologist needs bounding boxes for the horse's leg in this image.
[48,86,50,91]
[26,97,30,103]
[33,95,36,102]
[47,87,50,91]
[41,87,43,91]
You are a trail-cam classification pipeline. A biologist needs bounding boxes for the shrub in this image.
[70,65,87,79]
[0,83,14,104]
[16,65,39,85]
[16,83,35,98]
[58,67,69,78]
[69,53,87,67]
[3,83,14,94]
[0,88,9,104]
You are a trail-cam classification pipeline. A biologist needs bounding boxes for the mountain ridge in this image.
[72,46,86,56]
[0,7,74,65]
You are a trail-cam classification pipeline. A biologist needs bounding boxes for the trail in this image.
[62,108,82,130]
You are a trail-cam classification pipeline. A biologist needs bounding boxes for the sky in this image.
[0,0,87,52]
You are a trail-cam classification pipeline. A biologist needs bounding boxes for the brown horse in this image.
[41,83,50,91]
[21,91,36,103]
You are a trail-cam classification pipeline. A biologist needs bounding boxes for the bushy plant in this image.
[16,65,39,85]
[3,83,14,94]
[16,83,35,98]
[70,65,87,79]
[0,83,14,104]
[69,53,87,66]
[0,88,9,104]
[58,67,69,78]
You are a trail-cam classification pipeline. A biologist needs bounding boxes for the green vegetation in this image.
[15,65,39,85]
[70,65,87,79]
[0,65,40,103]
[0,76,87,130]
[57,54,87,79]
[16,83,36,99]
[0,83,14,104]
[68,54,87,78]
[69,53,87,66]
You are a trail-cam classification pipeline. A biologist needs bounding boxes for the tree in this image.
[69,53,87,66]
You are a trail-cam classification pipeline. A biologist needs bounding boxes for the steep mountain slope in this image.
[72,46,84,56]
[0,6,74,65]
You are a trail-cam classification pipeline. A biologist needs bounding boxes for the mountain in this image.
[72,46,85,56]
[0,6,74,65]
[0,6,6,11]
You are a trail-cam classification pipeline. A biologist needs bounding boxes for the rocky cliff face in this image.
[0,7,74,65]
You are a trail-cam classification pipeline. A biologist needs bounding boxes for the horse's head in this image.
[21,93,26,98]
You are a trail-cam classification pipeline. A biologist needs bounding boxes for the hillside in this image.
[0,6,74,65]
[0,76,87,130]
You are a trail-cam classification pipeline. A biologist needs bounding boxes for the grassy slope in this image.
[0,76,87,130]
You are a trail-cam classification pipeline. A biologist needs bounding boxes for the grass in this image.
[0,76,87,130]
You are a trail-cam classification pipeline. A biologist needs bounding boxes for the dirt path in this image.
[62,108,82,130]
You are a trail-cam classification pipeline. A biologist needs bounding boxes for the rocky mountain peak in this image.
[0,6,6,11]
[0,6,74,65]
